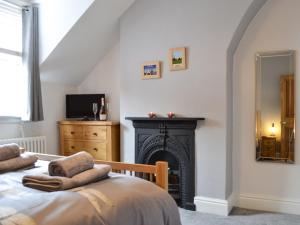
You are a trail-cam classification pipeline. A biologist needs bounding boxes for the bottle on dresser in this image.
[99,97,107,121]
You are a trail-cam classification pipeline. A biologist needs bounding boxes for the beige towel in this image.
[0,153,38,173]
[0,143,20,161]
[48,151,94,178]
[23,164,111,191]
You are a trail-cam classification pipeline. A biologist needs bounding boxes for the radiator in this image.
[0,136,47,154]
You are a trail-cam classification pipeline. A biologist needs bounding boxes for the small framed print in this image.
[142,61,161,79]
[169,47,187,71]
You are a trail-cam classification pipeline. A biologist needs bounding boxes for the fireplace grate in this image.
[168,169,180,205]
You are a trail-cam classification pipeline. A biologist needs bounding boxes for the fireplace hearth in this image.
[126,117,204,210]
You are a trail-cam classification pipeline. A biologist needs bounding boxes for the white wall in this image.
[78,43,120,121]
[0,82,77,154]
[234,0,300,214]
[23,82,77,154]
[0,120,23,139]
[120,0,253,200]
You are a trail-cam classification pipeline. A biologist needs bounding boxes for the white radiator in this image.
[0,136,47,154]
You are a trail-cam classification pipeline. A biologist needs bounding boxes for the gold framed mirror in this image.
[255,50,295,163]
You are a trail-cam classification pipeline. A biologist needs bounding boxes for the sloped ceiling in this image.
[38,0,95,64]
[40,0,135,85]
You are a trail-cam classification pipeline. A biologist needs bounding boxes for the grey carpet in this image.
[180,208,300,225]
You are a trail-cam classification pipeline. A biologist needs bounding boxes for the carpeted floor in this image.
[180,208,300,225]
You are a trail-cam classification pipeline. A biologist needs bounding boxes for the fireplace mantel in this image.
[125,117,205,129]
[126,116,205,210]
[125,117,205,121]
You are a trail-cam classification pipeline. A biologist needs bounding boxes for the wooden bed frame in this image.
[33,153,168,190]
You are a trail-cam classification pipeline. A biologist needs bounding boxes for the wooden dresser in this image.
[58,120,120,161]
[260,136,276,158]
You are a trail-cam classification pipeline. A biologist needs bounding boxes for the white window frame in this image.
[0,47,22,56]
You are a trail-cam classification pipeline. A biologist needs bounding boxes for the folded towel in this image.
[0,153,38,173]
[23,164,111,191]
[0,143,20,161]
[48,151,94,178]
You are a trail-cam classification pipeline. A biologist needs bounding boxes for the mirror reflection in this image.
[256,50,295,163]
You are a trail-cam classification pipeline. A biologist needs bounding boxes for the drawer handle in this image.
[71,131,75,135]
[93,133,98,136]
[93,148,98,152]
[71,146,75,149]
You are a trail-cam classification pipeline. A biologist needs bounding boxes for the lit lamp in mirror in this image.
[270,122,276,136]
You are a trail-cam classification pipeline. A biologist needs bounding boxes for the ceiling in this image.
[40,0,135,85]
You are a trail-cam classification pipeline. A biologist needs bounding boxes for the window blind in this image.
[0,0,27,120]
[0,0,22,54]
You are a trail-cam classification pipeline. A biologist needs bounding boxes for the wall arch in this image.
[233,0,300,214]
[226,0,267,198]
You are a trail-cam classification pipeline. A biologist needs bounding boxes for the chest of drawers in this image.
[58,121,120,161]
[261,136,276,158]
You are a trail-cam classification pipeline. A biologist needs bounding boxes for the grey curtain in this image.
[22,6,44,121]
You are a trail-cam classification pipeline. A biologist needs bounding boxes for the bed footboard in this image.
[33,153,168,190]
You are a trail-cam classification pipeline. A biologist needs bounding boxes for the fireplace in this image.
[126,117,204,210]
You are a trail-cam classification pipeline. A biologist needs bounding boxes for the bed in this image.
[0,153,181,225]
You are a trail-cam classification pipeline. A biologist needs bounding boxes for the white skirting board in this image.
[238,194,300,215]
[194,194,235,216]
[195,193,300,216]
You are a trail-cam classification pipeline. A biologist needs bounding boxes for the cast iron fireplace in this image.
[126,117,204,210]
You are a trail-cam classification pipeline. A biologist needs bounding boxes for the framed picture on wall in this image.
[141,61,161,79]
[169,47,187,71]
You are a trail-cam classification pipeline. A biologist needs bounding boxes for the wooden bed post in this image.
[155,161,168,190]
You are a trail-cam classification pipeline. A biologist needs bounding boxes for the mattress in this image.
[0,160,181,225]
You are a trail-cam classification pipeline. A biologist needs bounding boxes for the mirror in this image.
[255,50,295,163]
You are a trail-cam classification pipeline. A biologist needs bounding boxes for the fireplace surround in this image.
[126,117,204,210]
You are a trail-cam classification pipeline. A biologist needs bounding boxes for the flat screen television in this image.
[66,94,105,119]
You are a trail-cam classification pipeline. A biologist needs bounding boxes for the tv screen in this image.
[66,94,105,119]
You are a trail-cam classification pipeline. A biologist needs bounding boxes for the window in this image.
[0,0,28,120]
